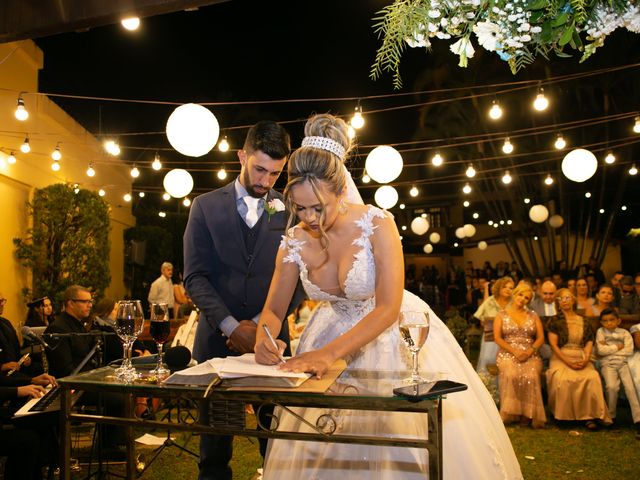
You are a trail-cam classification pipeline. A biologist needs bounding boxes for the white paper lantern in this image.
[529,204,549,223]
[166,103,220,157]
[163,169,194,198]
[411,217,430,235]
[549,214,564,228]
[478,241,488,250]
[562,148,597,182]
[463,224,476,237]
[365,146,403,184]
[374,185,399,209]
[455,227,466,239]
[429,232,441,244]
[423,244,434,254]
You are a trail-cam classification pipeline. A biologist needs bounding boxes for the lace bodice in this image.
[279,205,389,302]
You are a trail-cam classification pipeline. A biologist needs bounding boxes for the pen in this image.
[262,324,286,364]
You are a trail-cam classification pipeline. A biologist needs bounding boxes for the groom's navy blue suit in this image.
[184,180,303,480]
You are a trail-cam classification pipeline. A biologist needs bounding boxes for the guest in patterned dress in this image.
[494,283,546,427]
[546,288,611,430]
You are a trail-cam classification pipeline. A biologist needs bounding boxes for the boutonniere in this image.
[265,198,285,221]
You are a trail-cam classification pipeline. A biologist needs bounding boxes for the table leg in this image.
[59,387,71,480]
[124,393,135,480]
[436,398,443,480]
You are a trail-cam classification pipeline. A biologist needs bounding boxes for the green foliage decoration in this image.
[13,183,111,307]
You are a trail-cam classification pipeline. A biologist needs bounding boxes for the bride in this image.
[255,113,523,479]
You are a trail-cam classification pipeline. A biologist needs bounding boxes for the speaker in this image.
[130,240,146,266]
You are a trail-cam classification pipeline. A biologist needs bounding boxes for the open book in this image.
[165,353,311,388]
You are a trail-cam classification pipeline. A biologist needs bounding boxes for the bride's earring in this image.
[339,200,348,214]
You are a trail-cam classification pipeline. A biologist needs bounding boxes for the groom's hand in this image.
[227,320,258,353]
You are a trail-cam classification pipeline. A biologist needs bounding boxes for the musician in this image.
[0,292,43,379]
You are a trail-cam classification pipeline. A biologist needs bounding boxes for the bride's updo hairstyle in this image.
[284,113,353,251]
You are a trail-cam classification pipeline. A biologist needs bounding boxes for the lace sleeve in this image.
[279,227,305,265]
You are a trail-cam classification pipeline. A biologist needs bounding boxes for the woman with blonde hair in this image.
[494,283,546,427]
[254,113,522,479]
[546,288,611,429]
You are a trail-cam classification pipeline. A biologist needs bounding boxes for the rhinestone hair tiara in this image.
[301,136,345,160]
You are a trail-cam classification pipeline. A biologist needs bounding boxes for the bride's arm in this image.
[255,245,301,364]
[282,212,404,377]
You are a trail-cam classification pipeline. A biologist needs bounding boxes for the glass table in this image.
[58,366,458,479]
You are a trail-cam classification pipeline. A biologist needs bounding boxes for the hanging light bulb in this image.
[151,153,162,170]
[544,173,554,186]
[103,140,121,156]
[350,105,365,129]
[630,164,638,175]
[502,170,512,184]
[123,193,132,202]
[621,205,627,211]
[409,186,419,197]
[7,152,16,164]
[463,200,470,207]
[86,164,96,177]
[138,192,145,198]
[554,134,566,150]
[488,100,502,120]
[502,138,514,154]
[431,152,443,166]
[465,164,476,178]
[462,183,472,194]
[604,152,616,164]
[14,95,29,121]
[347,125,356,140]
[633,116,640,134]
[585,192,591,198]
[362,171,371,184]
[162,192,171,200]
[130,164,140,178]
[524,198,531,204]
[183,197,191,207]
[472,212,479,219]
[98,188,106,197]
[20,136,30,153]
[158,211,167,218]
[217,166,227,180]
[51,144,62,161]
[533,88,549,111]
[399,203,405,210]
[218,136,230,152]
[51,159,61,171]
[121,17,141,31]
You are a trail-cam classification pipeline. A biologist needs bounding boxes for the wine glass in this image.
[115,300,145,381]
[149,303,170,379]
[398,311,430,384]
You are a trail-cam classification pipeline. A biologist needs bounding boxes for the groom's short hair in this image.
[244,121,290,160]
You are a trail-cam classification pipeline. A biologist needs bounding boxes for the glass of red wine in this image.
[150,303,170,379]
[115,300,145,381]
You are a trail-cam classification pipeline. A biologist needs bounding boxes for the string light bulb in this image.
[362,172,371,184]
[409,186,419,197]
[630,164,638,175]
[585,192,591,198]
[350,105,365,129]
[121,17,140,31]
[463,200,470,207]
[158,211,167,218]
[465,164,476,178]
[98,189,106,197]
[431,152,443,166]
[183,198,191,207]
[502,170,512,184]
[488,100,503,120]
[51,159,61,171]
[502,138,514,154]
[554,134,566,150]
[218,136,230,152]
[51,144,62,161]
[138,192,145,198]
[20,136,30,153]
[162,192,171,201]
[7,152,16,164]
[217,166,227,180]
[634,116,640,134]
[104,140,120,156]
[347,125,356,139]
[473,212,479,219]
[604,152,616,164]
[86,164,96,177]
[533,88,549,111]
[14,95,29,121]
[151,153,162,170]
[399,203,405,210]
[524,198,531,204]
[462,183,472,194]
[130,164,140,178]
[123,193,132,202]
[544,173,554,185]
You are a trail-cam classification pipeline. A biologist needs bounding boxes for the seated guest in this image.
[575,277,595,313]
[591,283,616,317]
[493,283,546,428]
[25,296,54,327]
[619,276,640,314]
[610,271,624,307]
[530,281,557,318]
[566,278,577,296]
[551,273,564,290]
[596,309,640,434]
[546,288,611,430]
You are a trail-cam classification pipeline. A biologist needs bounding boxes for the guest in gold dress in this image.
[494,283,546,427]
[546,288,611,429]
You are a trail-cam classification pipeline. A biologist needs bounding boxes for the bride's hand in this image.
[280,348,335,379]
[255,338,286,365]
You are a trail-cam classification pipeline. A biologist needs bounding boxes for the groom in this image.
[183,120,303,480]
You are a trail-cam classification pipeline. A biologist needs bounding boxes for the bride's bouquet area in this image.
[372,0,640,86]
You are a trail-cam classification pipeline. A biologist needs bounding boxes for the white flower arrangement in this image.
[371,0,639,88]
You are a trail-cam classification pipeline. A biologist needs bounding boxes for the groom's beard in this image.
[242,169,269,198]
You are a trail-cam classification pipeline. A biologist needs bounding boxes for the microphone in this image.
[21,326,50,348]
[164,345,191,370]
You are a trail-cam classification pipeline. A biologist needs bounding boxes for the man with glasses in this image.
[619,276,640,315]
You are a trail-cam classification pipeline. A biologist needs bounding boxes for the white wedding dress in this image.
[263,205,523,480]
